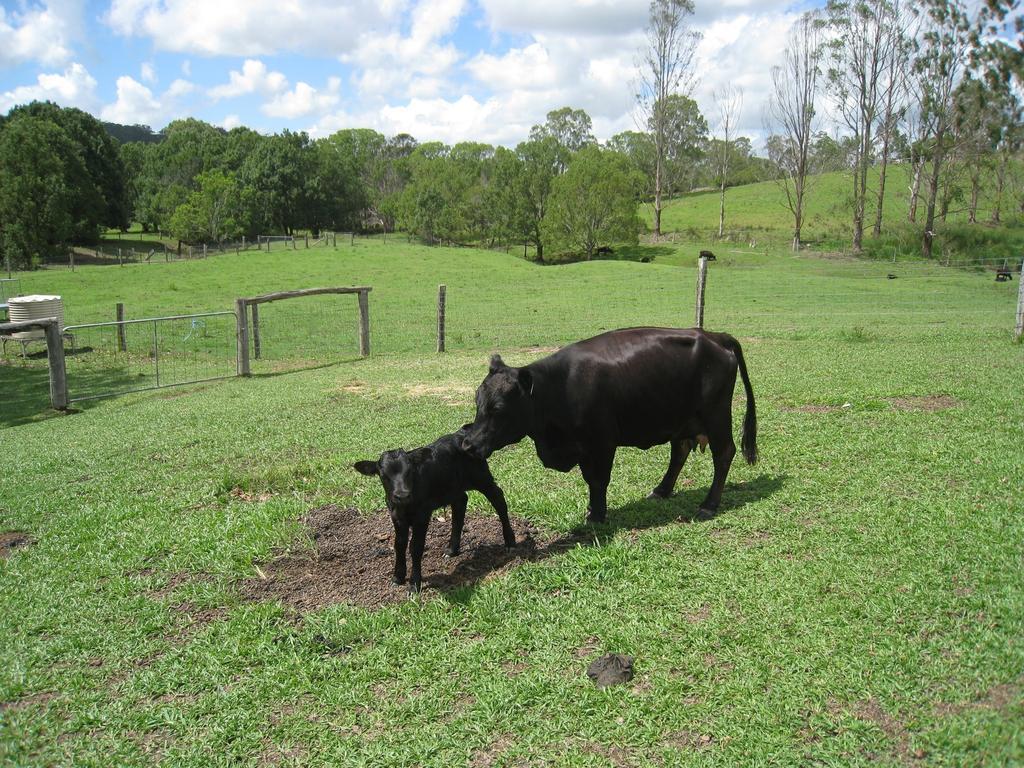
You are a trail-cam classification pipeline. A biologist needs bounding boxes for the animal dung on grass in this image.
[587,653,635,689]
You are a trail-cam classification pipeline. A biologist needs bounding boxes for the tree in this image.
[515,136,562,262]
[654,94,708,197]
[913,0,973,259]
[635,0,701,236]
[765,11,824,250]
[168,170,245,244]
[529,107,595,158]
[238,130,312,235]
[825,0,909,251]
[542,146,643,260]
[0,115,94,268]
[713,84,743,237]
[8,101,129,236]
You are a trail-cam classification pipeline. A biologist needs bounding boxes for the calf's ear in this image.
[518,368,534,395]
[353,460,379,476]
[489,354,505,373]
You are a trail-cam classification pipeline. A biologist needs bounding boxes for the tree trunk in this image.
[922,127,946,260]
[718,181,726,238]
[968,171,980,224]
[908,162,922,223]
[654,155,663,237]
[991,153,1007,224]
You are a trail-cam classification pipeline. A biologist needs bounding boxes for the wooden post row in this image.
[437,284,446,353]
[116,303,127,352]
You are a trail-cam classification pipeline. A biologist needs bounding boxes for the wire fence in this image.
[244,293,367,375]
[62,311,237,402]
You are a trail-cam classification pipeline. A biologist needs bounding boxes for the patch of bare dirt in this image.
[782,404,847,414]
[934,679,1022,718]
[403,383,474,404]
[663,730,714,750]
[0,531,34,559]
[887,395,959,412]
[0,690,58,712]
[469,733,517,768]
[243,505,594,611]
[686,604,711,623]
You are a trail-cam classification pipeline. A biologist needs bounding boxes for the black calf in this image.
[353,427,516,594]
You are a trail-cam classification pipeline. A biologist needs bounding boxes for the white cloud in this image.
[0,0,82,69]
[141,62,156,83]
[263,79,341,118]
[106,0,404,57]
[221,114,241,130]
[100,76,163,124]
[181,59,191,77]
[209,59,287,100]
[345,0,465,103]
[98,76,198,128]
[0,62,98,113]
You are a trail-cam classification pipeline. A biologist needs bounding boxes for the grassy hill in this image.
[652,164,1024,263]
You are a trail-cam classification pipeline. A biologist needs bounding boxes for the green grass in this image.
[656,164,1024,259]
[2,241,1023,766]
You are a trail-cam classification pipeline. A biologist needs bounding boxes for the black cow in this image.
[461,327,757,523]
[353,427,516,594]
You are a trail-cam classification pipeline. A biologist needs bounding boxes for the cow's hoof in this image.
[444,546,460,557]
[503,536,517,550]
[408,583,421,597]
[586,511,607,524]
[696,507,718,520]
[647,488,671,500]
[392,575,406,585]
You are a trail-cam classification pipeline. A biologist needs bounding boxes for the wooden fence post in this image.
[357,289,370,357]
[203,243,208,258]
[118,248,122,266]
[695,252,709,329]
[44,321,68,410]
[1015,257,1024,341]
[251,303,261,360]
[305,234,309,248]
[350,232,355,246]
[116,303,127,352]
[235,298,251,376]
[69,250,75,272]
[437,284,446,353]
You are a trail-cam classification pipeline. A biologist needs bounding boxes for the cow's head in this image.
[461,354,534,458]
[354,447,432,510]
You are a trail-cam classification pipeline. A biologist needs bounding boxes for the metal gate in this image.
[62,311,238,403]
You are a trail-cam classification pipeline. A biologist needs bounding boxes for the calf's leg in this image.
[392,521,409,585]
[581,447,616,523]
[409,519,429,594]
[447,492,468,556]
[649,438,693,499]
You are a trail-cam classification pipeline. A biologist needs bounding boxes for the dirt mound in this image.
[243,505,591,611]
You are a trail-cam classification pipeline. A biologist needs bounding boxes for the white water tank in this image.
[7,295,64,340]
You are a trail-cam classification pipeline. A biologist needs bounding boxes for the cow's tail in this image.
[720,334,758,465]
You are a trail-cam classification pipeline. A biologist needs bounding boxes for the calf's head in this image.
[461,354,534,458]
[354,448,431,510]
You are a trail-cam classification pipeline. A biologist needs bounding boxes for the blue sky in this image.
[1,0,828,146]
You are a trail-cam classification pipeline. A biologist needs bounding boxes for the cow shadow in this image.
[433,472,786,603]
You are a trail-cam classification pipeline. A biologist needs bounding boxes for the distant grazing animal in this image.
[354,426,516,594]
[461,327,757,523]
[996,266,1012,282]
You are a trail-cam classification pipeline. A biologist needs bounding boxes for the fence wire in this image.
[63,312,237,402]
[246,295,366,374]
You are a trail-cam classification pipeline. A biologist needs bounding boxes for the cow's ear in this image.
[489,354,504,373]
[353,460,379,476]
[518,367,534,395]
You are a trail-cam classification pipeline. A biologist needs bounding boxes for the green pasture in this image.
[656,165,1024,258]
[1,240,1022,766]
